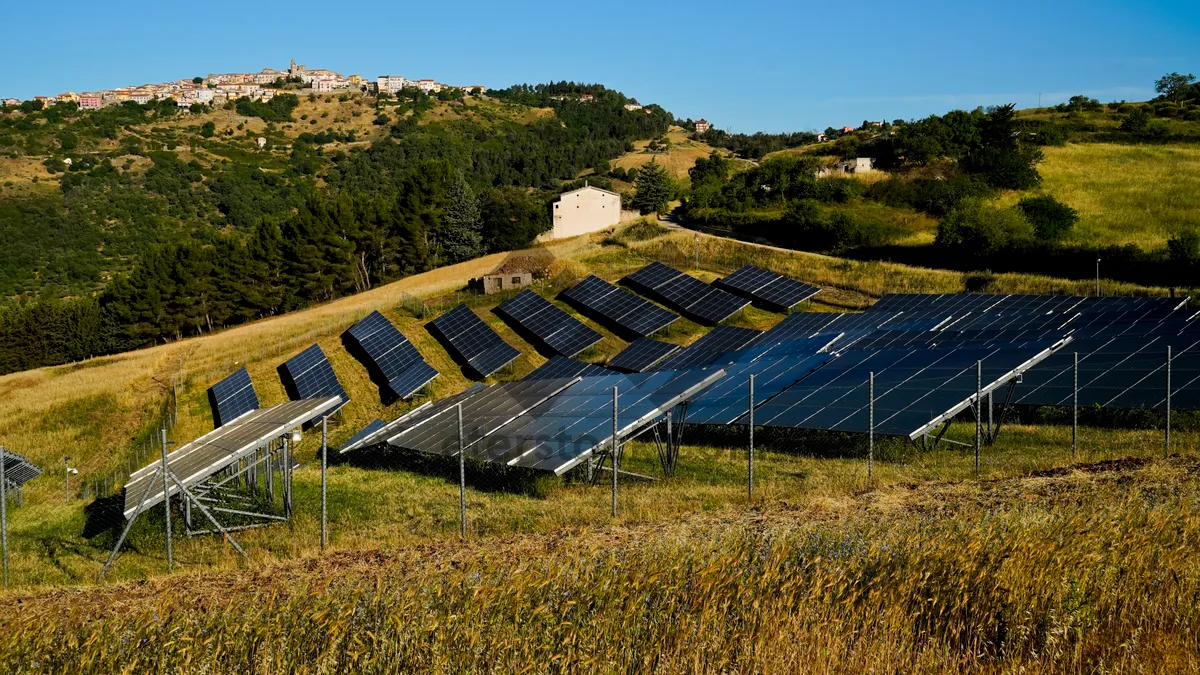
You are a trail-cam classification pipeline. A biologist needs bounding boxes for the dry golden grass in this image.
[610,126,750,182]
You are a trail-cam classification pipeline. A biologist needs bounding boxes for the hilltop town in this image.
[1,59,487,110]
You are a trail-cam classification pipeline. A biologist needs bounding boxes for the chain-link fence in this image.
[0,236,1194,592]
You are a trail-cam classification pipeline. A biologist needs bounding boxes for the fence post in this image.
[612,386,619,518]
[64,456,70,504]
[320,416,328,550]
[458,402,466,538]
[975,361,982,480]
[1,443,7,589]
[694,232,699,269]
[868,372,874,484]
[1166,346,1172,459]
[161,427,173,572]
[1072,352,1079,462]
[748,374,755,501]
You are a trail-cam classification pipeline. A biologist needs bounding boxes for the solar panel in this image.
[122,397,342,519]
[753,342,1065,438]
[345,310,439,400]
[484,368,728,474]
[207,367,260,428]
[608,338,681,372]
[278,345,349,406]
[389,378,580,457]
[1,448,42,488]
[686,352,835,425]
[340,385,487,455]
[341,419,386,452]
[714,265,821,311]
[688,326,763,353]
[560,275,678,337]
[524,356,610,380]
[428,304,521,379]
[624,264,750,325]
[495,289,603,357]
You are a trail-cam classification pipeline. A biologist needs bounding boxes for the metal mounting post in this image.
[748,374,755,501]
[161,428,173,572]
[458,403,466,538]
[1072,352,1078,461]
[868,372,874,485]
[1166,346,1172,459]
[975,361,982,480]
[321,417,328,550]
[1,444,7,589]
[99,467,161,581]
[612,386,618,518]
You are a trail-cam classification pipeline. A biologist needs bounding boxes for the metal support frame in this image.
[1166,346,1172,458]
[986,379,1019,445]
[748,374,755,501]
[321,418,328,550]
[975,361,982,479]
[1072,352,1079,461]
[458,403,466,538]
[867,372,874,484]
[611,386,619,518]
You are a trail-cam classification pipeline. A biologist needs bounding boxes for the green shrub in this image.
[936,199,1034,256]
[1018,195,1078,241]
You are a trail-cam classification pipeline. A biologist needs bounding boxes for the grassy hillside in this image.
[0,223,1176,586]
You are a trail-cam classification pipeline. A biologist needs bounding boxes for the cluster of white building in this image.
[6,59,484,111]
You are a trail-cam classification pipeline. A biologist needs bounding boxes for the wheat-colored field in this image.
[1009,142,1200,250]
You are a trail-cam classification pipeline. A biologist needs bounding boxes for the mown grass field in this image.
[0,223,1194,672]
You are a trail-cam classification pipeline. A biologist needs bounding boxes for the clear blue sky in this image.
[1,0,1197,133]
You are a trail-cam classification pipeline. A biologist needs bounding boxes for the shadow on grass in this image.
[341,445,558,497]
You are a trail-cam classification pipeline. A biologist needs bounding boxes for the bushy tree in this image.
[1018,195,1078,241]
[1155,72,1197,103]
[632,159,674,215]
[1120,108,1151,134]
[935,199,1034,256]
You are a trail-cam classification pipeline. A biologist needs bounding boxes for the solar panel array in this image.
[428,304,521,379]
[714,265,821,311]
[561,275,678,337]
[496,290,603,357]
[207,367,260,428]
[524,356,610,381]
[279,345,349,405]
[123,397,342,519]
[624,262,750,324]
[345,310,438,400]
[607,338,681,373]
[1,448,42,488]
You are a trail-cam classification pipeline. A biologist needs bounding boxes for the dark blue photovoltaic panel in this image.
[624,263,750,325]
[714,265,821,311]
[486,368,728,474]
[561,275,678,337]
[688,326,762,353]
[686,352,834,425]
[428,304,521,379]
[524,356,610,381]
[754,343,1061,437]
[607,338,681,372]
[341,418,386,452]
[279,344,349,405]
[1,448,42,488]
[346,311,439,400]
[496,290,603,357]
[207,366,260,428]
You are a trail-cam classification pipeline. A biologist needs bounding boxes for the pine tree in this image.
[442,174,484,263]
[633,159,674,215]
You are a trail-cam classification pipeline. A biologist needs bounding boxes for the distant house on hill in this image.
[547,184,621,241]
[840,126,856,134]
[816,157,875,178]
[472,250,554,295]
[694,119,711,133]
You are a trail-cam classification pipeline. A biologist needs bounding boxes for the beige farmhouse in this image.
[549,185,621,240]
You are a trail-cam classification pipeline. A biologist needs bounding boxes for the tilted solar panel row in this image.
[560,275,678,337]
[495,289,602,357]
[608,338,681,373]
[1,448,42,487]
[624,262,750,325]
[345,311,439,400]
[207,366,260,429]
[524,356,610,381]
[714,265,820,311]
[279,344,349,405]
[428,304,521,379]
